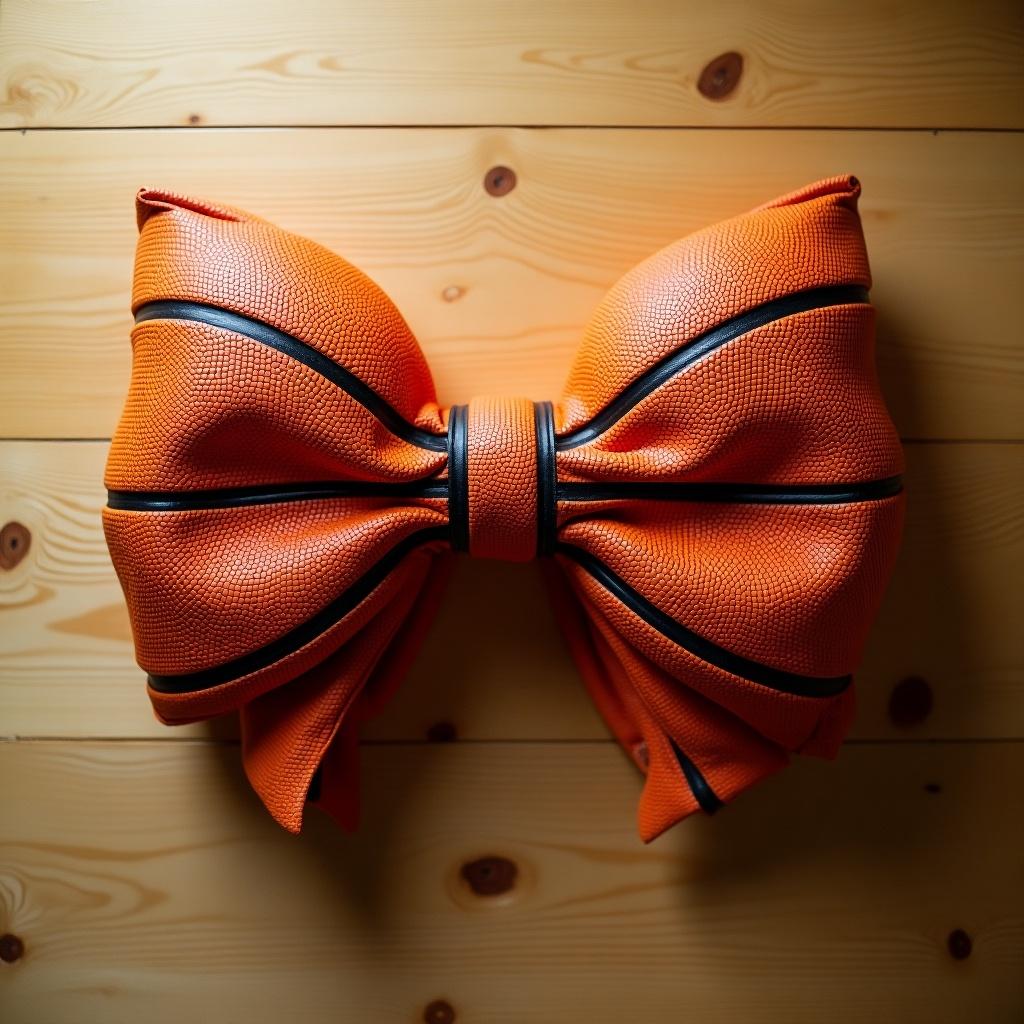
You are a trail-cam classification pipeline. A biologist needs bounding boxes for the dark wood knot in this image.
[888,675,933,728]
[427,721,458,743]
[484,166,516,197]
[461,855,518,896]
[0,933,24,963]
[697,52,743,100]
[947,928,972,960]
[0,521,30,570]
[424,999,456,1023]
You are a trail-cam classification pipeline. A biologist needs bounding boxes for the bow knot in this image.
[447,396,556,561]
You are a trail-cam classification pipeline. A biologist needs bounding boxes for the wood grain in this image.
[1,2,1021,1019]
[0,739,1021,1022]
[1,128,1022,441]
[1,0,1021,129]
[2,440,1020,742]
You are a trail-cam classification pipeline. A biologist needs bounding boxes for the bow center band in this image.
[447,396,556,561]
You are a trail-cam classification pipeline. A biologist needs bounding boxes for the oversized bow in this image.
[103,174,904,842]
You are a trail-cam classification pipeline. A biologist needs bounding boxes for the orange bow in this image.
[103,174,904,842]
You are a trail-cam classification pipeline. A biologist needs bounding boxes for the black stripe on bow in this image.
[133,300,449,452]
[556,283,871,450]
[146,526,450,693]
[556,542,853,698]
[107,475,902,512]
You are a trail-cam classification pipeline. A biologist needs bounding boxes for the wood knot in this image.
[188,113,202,125]
[441,285,465,303]
[947,928,972,960]
[424,999,456,1024]
[461,855,518,896]
[427,721,458,743]
[888,676,933,728]
[0,933,24,963]
[484,165,516,197]
[697,52,743,100]
[0,521,30,570]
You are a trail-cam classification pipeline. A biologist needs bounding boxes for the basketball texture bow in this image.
[103,174,904,842]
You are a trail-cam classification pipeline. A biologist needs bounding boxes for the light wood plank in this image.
[1,0,1021,129]
[1,128,1022,441]
[0,740,1021,1022]
[1,440,1020,741]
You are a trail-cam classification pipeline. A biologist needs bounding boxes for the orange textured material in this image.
[466,396,538,561]
[103,174,905,843]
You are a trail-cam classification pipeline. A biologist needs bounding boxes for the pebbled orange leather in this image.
[465,396,539,562]
[103,174,905,842]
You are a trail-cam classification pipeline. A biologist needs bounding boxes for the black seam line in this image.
[555,283,871,451]
[534,400,557,557]
[133,300,448,453]
[556,543,851,697]
[555,474,903,505]
[669,739,724,815]
[105,474,902,513]
[447,404,470,552]
[106,479,449,512]
[146,525,450,694]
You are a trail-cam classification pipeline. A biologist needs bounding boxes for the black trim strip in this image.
[556,543,851,697]
[134,300,448,452]
[447,404,470,552]
[669,739,724,814]
[105,475,905,516]
[556,284,871,451]
[107,479,449,512]
[147,525,450,693]
[556,475,903,505]
[534,400,557,557]
[106,473,903,513]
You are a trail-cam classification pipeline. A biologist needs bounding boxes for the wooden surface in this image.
[2,128,1023,441]
[2,741,1022,1022]
[1,0,1022,128]
[1,2,1022,1021]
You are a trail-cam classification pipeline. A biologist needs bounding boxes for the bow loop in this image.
[110,188,448,497]
[556,174,870,440]
[553,174,900,490]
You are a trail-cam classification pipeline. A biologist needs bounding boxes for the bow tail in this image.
[540,559,638,752]
[238,550,453,833]
[304,550,457,832]
[544,560,799,842]
[585,608,792,843]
